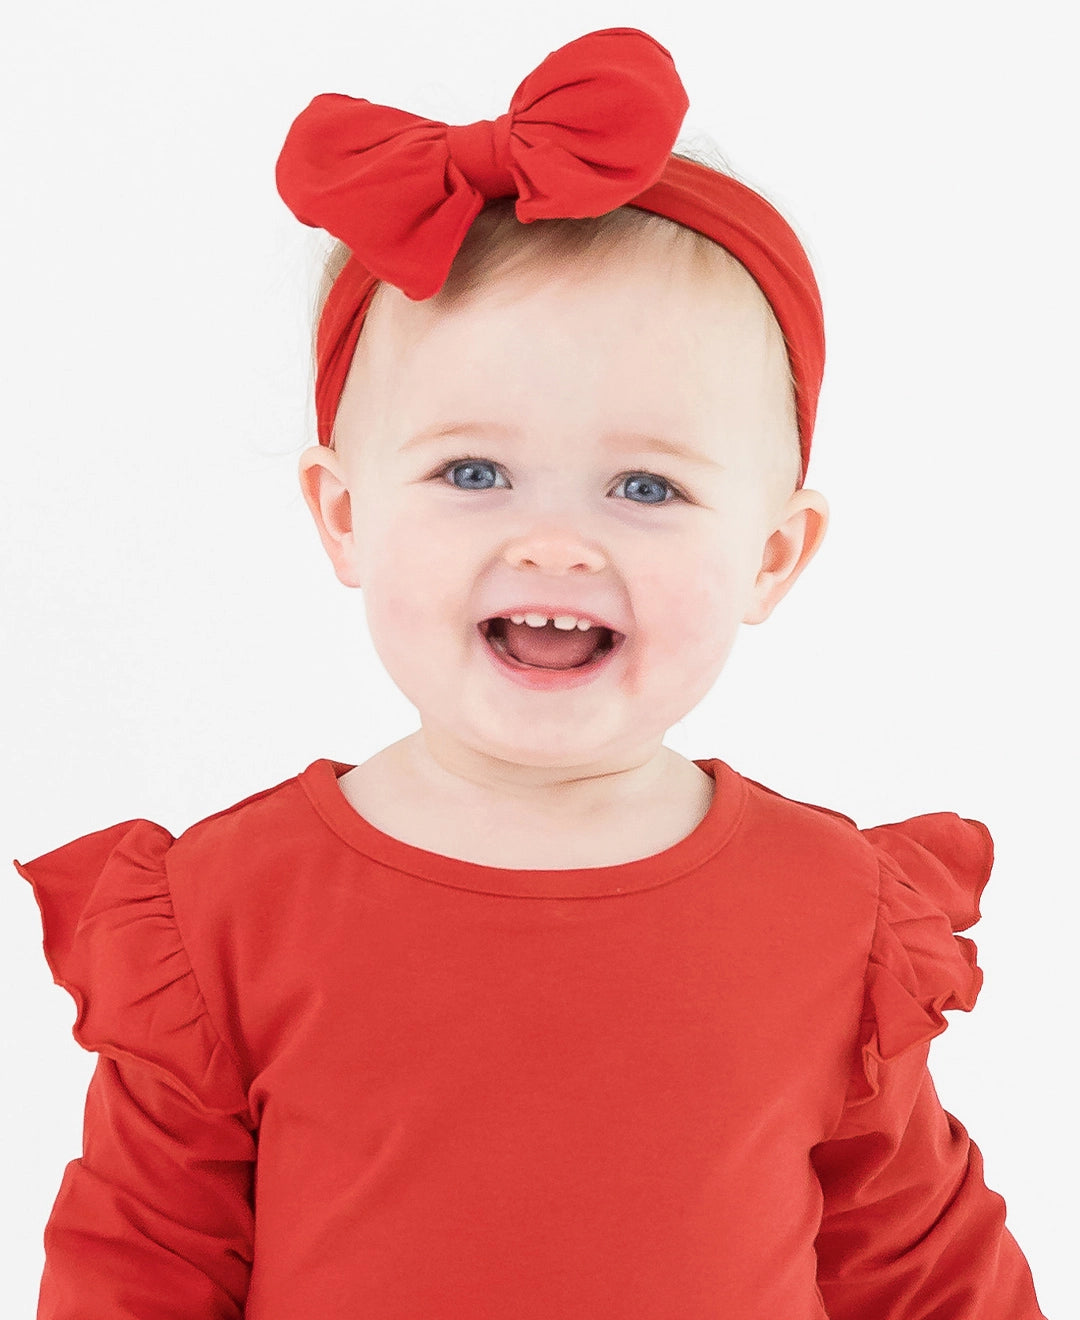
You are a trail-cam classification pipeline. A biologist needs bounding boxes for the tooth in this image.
[507,612,600,630]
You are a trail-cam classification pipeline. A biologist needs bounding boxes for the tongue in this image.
[503,619,603,669]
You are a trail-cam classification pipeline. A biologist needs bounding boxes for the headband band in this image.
[275,26,825,486]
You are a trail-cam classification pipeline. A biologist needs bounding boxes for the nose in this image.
[502,532,607,574]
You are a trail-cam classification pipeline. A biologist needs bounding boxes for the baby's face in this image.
[300,242,827,795]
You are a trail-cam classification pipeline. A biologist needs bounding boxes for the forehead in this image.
[334,233,794,478]
[363,236,778,375]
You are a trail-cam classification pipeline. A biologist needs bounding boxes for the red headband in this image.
[275,26,825,486]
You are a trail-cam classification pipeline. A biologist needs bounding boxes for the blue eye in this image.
[435,457,686,505]
[439,458,506,492]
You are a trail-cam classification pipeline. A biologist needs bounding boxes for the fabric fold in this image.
[848,811,993,1108]
[13,820,251,1123]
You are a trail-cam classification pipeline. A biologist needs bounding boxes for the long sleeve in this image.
[810,813,1046,1319]
[14,819,257,1320]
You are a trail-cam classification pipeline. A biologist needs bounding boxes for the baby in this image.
[296,193,823,869]
[13,26,1047,1320]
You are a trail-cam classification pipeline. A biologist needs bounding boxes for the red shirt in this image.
[14,756,1046,1318]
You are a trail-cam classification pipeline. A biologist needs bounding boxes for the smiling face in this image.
[298,225,828,810]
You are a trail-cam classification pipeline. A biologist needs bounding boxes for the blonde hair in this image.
[309,146,802,498]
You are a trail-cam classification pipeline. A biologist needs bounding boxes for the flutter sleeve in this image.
[810,811,1047,1320]
[14,820,256,1320]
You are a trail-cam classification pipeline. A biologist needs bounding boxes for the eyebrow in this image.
[400,421,724,470]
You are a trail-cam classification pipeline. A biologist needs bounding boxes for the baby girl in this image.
[14,26,1047,1319]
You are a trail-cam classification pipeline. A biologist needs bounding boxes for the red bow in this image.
[275,27,689,301]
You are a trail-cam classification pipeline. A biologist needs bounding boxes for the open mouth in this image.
[479,616,617,670]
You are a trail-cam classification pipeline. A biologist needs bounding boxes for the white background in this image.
[2,1,1074,1313]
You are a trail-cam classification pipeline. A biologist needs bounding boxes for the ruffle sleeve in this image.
[14,818,250,1120]
[811,810,1046,1319]
[847,810,991,1110]
[15,822,257,1317]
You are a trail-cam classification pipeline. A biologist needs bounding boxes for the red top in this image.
[14,756,1046,1319]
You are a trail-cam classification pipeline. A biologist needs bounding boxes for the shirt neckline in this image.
[296,754,749,898]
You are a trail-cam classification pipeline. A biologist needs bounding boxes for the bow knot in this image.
[445,116,516,199]
[276,27,689,301]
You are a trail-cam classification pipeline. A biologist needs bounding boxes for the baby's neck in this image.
[399,731,683,820]
[338,736,715,870]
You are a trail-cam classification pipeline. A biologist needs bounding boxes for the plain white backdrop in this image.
[2,1,1074,1313]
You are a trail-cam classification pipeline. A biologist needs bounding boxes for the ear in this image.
[742,487,829,625]
[297,445,363,588]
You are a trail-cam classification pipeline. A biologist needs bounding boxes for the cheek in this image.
[359,517,428,633]
[652,566,745,713]
[358,510,472,642]
[633,549,742,664]
[673,574,740,651]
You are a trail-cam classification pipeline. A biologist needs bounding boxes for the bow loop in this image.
[276,27,689,300]
[503,28,690,221]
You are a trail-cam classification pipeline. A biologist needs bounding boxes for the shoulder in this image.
[733,766,992,908]
[728,767,993,948]
[735,766,863,839]
[731,767,878,896]
[11,777,311,1114]
[15,765,319,984]
[730,768,995,1098]
[169,767,312,874]
[144,767,338,957]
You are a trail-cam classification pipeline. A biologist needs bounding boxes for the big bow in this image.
[275,27,689,301]
[274,26,826,484]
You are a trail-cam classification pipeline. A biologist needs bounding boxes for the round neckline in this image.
[297,754,749,898]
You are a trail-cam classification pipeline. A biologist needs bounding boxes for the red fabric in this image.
[275,27,825,484]
[14,759,1046,1318]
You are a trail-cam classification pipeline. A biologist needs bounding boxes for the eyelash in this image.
[432,456,689,505]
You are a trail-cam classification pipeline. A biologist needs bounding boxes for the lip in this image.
[475,622,625,691]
